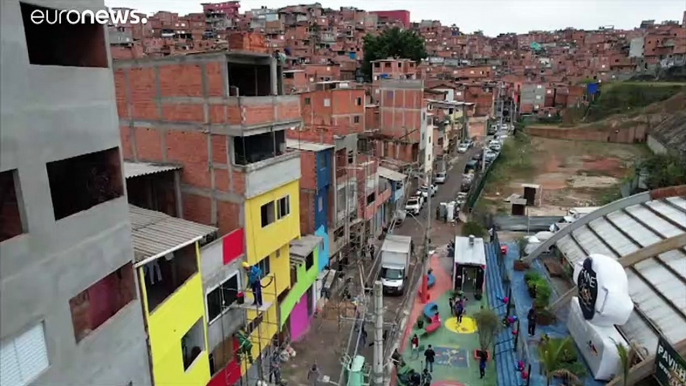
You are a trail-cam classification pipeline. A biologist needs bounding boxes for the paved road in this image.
[281,148,481,386]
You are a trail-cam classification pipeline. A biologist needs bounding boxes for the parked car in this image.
[405,197,422,215]
[472,152,483,161]
[484,150,498,162]
[456,192,468,205]
[457,142,470,153]
[435,171,447,184]
[417,184,437,198]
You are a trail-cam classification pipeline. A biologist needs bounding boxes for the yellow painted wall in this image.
[139,244,210,386]
[241,303,279,375]
[245,180,301,266]
[242,180,301,374]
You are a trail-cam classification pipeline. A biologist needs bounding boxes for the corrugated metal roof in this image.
[129,205,218,265]
[290,235,323,257]
[454,236,487,266]
[378,167,407,182]
[124,161,182,179]
[285,139,334,152]
[555,196,686,353]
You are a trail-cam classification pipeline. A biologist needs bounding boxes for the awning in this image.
[378,166,406,182]
[124,161,182,179]
[129,205,218,266]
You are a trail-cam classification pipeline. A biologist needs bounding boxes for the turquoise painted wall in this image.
[315,225,330,272]
[279,245,319,328]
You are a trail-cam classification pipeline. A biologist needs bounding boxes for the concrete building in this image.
[0,1,152,385]
[113,51,302,385]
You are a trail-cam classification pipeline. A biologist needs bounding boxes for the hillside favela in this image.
[2,1,686,386]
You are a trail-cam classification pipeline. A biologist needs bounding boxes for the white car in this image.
[405,197,422,215]
[457,143,470,153]
[435,171,447,184]
[416,184,437,198]
[485,150,498,162]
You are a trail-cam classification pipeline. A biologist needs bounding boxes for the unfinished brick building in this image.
[114,51,302,236]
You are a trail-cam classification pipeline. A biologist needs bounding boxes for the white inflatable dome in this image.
[572,254,633,327]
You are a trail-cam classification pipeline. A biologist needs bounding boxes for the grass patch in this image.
[484,132,535,193]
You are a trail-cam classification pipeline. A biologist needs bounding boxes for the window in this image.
[181,318,205,371]
[275,249,281,258]
[397,62,402,68]
[347,151,354,164]
[304,97,311,105]
[277,196,290,219]
[257,257,271,277]
[305,252,314,270]
[261,202,275,227]
[318,196,323,211]
[206,274,239,323]
[0,323,49,386]
[143,245,198,312]
[324,98,331,107]
[353,116,360,124]
[356,97,362,105]
[69,263,136,342]
[0,170,26,243]
[366,193,375,205]
[46,147,124,220]
[20,3,108,68]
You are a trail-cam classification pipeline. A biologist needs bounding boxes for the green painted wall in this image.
[279,246,319,327]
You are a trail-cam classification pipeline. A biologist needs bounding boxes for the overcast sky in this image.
[105,0,686,36]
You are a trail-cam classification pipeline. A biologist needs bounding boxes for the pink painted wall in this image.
[289,292,311,342]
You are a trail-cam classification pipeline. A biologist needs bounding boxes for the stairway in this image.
[485,242,519,386]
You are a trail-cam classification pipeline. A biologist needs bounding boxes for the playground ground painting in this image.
[398,255,497,386]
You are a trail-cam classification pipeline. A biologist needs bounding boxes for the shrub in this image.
[474,308,502,352]
[462,221,488,238]
[524,270,543,284]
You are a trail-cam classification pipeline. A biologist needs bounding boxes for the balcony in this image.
[233,135,301,199]
[224,96,301,136]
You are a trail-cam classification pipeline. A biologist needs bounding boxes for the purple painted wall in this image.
[289,291,311,342]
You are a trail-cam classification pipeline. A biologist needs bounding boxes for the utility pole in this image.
[372,280,384,386]
[425,173,432,261]
[498,81,505,130]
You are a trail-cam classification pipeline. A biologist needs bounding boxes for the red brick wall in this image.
[299,150,317,190]
[299,190,316,235]
[526,126,648,143]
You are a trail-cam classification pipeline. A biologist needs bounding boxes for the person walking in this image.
[360,325,368,347]
[243,262,263,306]
[411,334,420,359]
[269,352,281,385]
[448,296,455,316]
[527,308,537,336]
[424,344,436,372]
[369,243,375,260]
[455,298,464,324]
[307,363,321,386]
[479,350,487,379]
[421,368,433,386]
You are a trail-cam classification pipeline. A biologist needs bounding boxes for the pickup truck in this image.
[405,196,422,215]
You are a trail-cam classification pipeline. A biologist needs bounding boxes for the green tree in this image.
[473,308,502,353]
[640,153,686,189]
[614,341,649,386]
[461,221,488,238]
[361,27,427,81]
[538,337,584,386]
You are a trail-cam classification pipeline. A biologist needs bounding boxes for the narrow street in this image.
[281,146,480,386]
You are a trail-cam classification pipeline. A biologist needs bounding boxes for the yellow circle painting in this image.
[445,316,478,334]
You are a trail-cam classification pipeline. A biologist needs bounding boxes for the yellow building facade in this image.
[241,180,301,374]
[137,243,211,386]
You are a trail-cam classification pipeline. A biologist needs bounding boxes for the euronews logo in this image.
[30,8,148,25]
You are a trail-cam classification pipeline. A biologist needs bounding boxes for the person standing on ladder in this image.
[243,262,263,306]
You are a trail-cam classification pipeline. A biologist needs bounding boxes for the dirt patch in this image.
[480,136,649,213]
